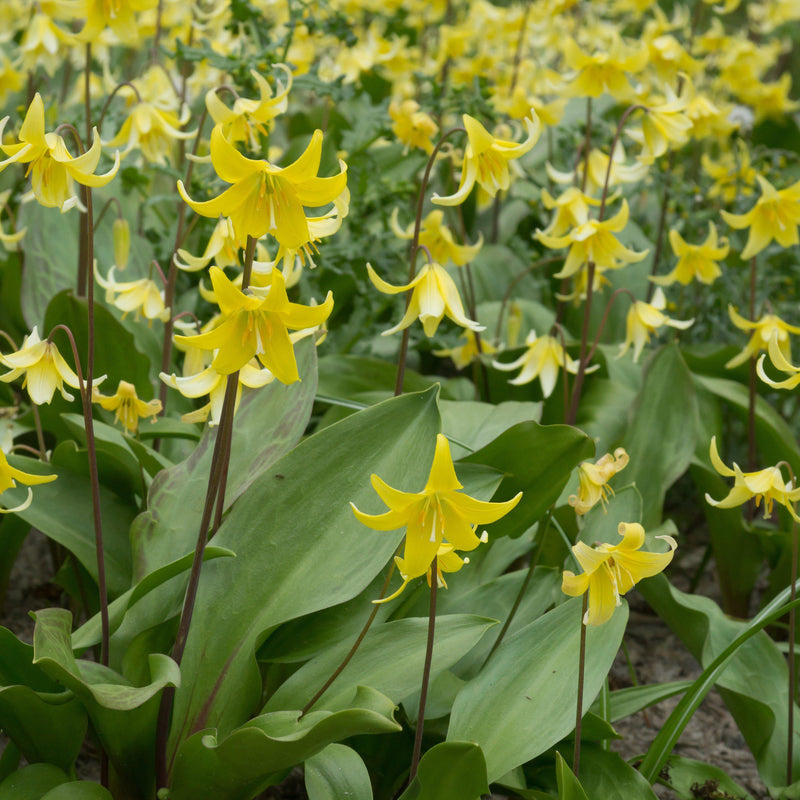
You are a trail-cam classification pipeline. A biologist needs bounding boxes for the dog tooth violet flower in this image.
[351,433,522,601]
[432,111,541,206]
[367,261,483,338]
[706,436,800,521]
[569,448,630,515]
[562,522,677,626]
[174,266,332,382]
[434,330,495,370]
[390,208,482,267]
[652,222,729,286]
[178,125,347,249]
[0,449,56,514]
[92,380,161,434]
[721,174,800,259]
[618,288,694,362]
[94,266,170,322]
[725,306,800,369]
[757,332,800,390]
[389,99,438,155]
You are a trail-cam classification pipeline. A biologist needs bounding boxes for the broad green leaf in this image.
[462,422,594,538]
[623,344,699,528]
[264,615,497,713]
[2,454,133,597]
[131,338,318,578]
[305,744,373,800]
[448,596,628,781]
[317,354,434,398]
[658,755,753,799]
[555,752,588,800]
[590,680,692,723]
[576,378,637,457]
[40,783,113,800]
[32,608,179,800]
[0,743,20,784]
[398,742,489,800]
[639,575,800,794]
[565,746,658,799]
[168,388,441,754]
[170,686,400,800]
[0,764,69,800]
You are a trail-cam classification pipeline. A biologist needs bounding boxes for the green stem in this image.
[573,594,588,777]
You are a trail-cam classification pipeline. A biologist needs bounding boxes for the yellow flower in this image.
[0,327,102,405]
[432,112,540,206]
[206,66,292,150]
[756,331,800,391]
[618,288,694,362]
[547,145,648,196]
[705,436,800,522]
[94,266,170,322]
[569,448,630,515]
[492,329,596,397]
[535,199,648,279]
[725,306,800,369]
[0,450,57,515]
[388,99,438,155]
[175,217,244,272]
[539,187,601,238]
[562,36,648,100]
[0,93,119,212]
[627,86,693,163]
[389,208,482,267]
[562,522,677,626]
[174,266,332,381]
[721,174,800,259]
[92,380,161,434]
[77,0,157,44]
[702,144,756,204]
[367,261,482,338]
[178,125,347,249]
[0,189,26,251]
[351,433,522,602]
[652,222,729,286]
[434,330,495,370]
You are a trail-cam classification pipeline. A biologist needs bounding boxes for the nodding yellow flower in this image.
[0,93,119,212]
[725,306,800,369]
[206,66,292,151]
[78,0,157,44]
[434,330,495,370]
[175,217,244,272]
[702,144,756,204]
[0,450,56,515]
[351,433,522,602]
[569,448,630,515]
[92,381,161,435]
[562,522,677,626]
[367,261,483,338]
[388,99,438,155]
[618,288,694,362]
[628,86,692,163]
[652,222,729,286]
[562,36,648,100]
[389,208,482,267]
[492,329,596,397]
[547,145,648,196]
[94,266,170,323]
[174,266,332,382]
[432,112,540,206]
[539,187,601,238]
[178,125,347,249]
[705,436,800,521]
[0,327,103,405]
[535,199,648,279]
[721,174,800,259]
[757,331,800,391]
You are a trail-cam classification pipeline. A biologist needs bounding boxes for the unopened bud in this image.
[113,217,130,270]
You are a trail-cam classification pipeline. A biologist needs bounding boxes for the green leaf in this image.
[398,742,489,800]
[2,454,134,597]
[555,752,588,800]
[564,746,658,799]
[168,387,441,754]
[462,422,594,538]
[623,344,699,528]
[170,686,400,800]
[592,680,693,723]
[32,608,180,800]
[305,744,373,800]
[0,764,69,800]
[658,755,753,799]
[317,354,435,399]
[40,784,113,800]
[264,615,497,713]
[447,596,628,781]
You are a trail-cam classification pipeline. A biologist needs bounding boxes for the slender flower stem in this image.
[580,98,592,194]
[409,556,438,782]
[509,0,531,93]
[95,82,142,134]
[495,256,563,342]
[583,288,638,366]
[31,404,46,460]
[299,561,397,718]
[573,594,588,777]
[646,152,675,300]
[394,127,465,396]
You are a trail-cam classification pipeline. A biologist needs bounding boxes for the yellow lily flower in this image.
[618,288,694,362]
[175,217,244,272]
[0,450,57,515]
[367,261,482,338]
[725,306,800,369]
[492,329,596,397]
[721,174,800,259]
[706,436,800,522]
[432,112,541,206]
[174,266,332,382]
[756,332,800,391]
[547,145,648,196]
[0,93,119,212]
[569,448,630,515]
[434,330,495,370]
[178,125,347,249]
[92,380,161,435]
[388,99,438,155]
[94,266,170,322]
[77,0,157,44]
[539,187,601,238]
[562,36,648,100]
[535,199,648,279]
[0,327,103,405]
[702,143,756,204]
[351,433,522,602]
[562,522,677,626]
[627,86,692,164]
[652,222,729,286]
[389,208,482,267]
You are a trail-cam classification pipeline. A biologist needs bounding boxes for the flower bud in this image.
[113,217,130,270]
